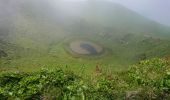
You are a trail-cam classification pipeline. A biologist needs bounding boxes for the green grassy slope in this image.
[0,0,170,73]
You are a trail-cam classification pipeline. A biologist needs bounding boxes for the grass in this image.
[1,31,170,74]
[0,58,170,99]
[1,2,170,73]
[1,1,170,99]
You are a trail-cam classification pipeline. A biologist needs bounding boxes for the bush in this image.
[0,58,170,99]
[128,58,170,99]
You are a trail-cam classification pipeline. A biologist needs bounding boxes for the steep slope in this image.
[0,0,170,72]
[9,0,170,38]
[46,0,170,37]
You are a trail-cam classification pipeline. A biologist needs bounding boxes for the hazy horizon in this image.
[112,0,170,26]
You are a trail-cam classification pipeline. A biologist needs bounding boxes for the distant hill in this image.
[23,0,170,37]
[1,0,170,39]
[0,0,170,72]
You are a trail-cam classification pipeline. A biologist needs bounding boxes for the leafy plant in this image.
[0,58,170,99]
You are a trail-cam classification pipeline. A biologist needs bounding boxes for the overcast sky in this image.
[63,0,170,26]
[111,0,170,26]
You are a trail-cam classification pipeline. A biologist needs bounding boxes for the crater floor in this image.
[69,40,103,55]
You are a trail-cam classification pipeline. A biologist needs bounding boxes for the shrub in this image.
[0,58,170,99]
[128,58,170,99]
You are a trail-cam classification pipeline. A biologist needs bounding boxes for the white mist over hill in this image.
[0,0,170,73]
[111,0,170,26]
[53,0,170,26]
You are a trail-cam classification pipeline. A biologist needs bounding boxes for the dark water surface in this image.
[80,43,98,55]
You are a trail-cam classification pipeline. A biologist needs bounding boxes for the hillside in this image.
[0,0,170,73]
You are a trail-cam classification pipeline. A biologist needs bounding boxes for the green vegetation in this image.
[1,1,170,99]
[1,33,170,73]
[1,0,170,73]
[0,58,170,99]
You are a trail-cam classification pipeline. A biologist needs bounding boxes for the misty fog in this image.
[0,0,170,72]
[1,0,170,99]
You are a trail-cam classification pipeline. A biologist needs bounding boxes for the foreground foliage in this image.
[0,58,170,100]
